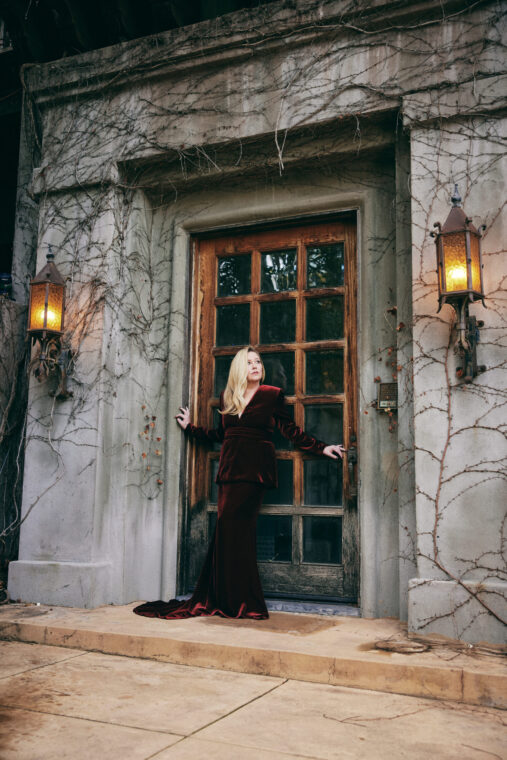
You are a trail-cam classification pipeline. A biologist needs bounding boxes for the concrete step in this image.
[0,602,505,710]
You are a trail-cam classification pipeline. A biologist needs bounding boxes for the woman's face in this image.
[246,351,263,384]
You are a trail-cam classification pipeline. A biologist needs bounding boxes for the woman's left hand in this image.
[323,444,345,460]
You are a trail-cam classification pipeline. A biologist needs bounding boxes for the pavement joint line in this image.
[0,644,88,681]
[0,701,187,737]
[145,677,290,758]
[461,742,506,758]
[143,737,193,760]
[145,732,324,760]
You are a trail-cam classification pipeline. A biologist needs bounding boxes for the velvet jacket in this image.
[185,384,328,489]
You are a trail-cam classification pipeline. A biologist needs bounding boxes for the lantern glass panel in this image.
[29,283,47,332]
[46,283,64,332]
[443,232,468,293]
[469,234,481,293]
[438,239,446,294]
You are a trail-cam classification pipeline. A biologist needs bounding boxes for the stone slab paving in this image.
[0,603,505,709]
[0,645,282,735]
[0,640,86,679]
[0,642,505,760]
[158,682,507,760]
[0,707,181,760]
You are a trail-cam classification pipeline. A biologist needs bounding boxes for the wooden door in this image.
[187,219,358,600]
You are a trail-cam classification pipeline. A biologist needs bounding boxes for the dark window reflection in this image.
[306,296,344,341]
[216,304,250,346]
[217,254,251,296]
[303,516,342,564]
[261,250,297,293]
[257,515,292,562]
[273,402,294,451]
[304,459,342,506]
[212,508,292,563]
[305,350,343,394]
[307,243,345,288]
[264,459,293,505]
[208,510,217,539]
[260,300,296,344]
[214,355,233,395]
[209,459,219,503]
[261,352,295,394]
[212,407,224,451]
[305,405,343,445]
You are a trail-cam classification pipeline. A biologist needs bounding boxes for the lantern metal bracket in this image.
[452,300,486,383]
[51,347,75,401]
[31,336,75,400]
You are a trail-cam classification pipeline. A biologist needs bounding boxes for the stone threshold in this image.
[266,599,360,616]
[174,595,361,617]
[0,602,504,710]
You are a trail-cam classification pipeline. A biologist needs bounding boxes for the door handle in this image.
[346,447,358,502]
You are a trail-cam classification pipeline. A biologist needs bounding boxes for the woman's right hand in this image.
[175,406,190,430]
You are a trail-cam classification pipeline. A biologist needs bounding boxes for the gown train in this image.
[133,482,268,620]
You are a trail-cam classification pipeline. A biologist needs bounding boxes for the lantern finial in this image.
[47,245,55,262]
[451,184,461,207]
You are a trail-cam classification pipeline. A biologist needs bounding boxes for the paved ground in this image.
[0,640,505,759]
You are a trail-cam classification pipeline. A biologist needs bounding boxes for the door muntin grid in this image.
[209,241,346,570]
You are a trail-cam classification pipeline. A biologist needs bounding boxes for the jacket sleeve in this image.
[273,389,327,455]
[184,394,225,445]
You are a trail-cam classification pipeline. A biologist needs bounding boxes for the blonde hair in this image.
[220,346,265,416]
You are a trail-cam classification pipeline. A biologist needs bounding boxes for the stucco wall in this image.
[407,117,507,642]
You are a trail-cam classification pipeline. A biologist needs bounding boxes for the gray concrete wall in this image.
[406,116,507,643]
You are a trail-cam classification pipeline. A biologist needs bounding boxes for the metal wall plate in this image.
[377,382,398,410]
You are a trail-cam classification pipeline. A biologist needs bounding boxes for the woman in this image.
[133,347,344,620]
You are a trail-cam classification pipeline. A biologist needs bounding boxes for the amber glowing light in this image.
[28,251,66,338]
[447,265,467,290]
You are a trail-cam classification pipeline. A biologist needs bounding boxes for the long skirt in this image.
[133,482,268,620]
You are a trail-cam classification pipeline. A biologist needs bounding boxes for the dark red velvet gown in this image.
[133,385,327,620]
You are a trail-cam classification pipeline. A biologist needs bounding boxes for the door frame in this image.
[182,211,360,601]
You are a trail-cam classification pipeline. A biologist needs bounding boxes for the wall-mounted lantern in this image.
[27,247,73,399]
[431,186,486,382]
[28,248,65,338]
